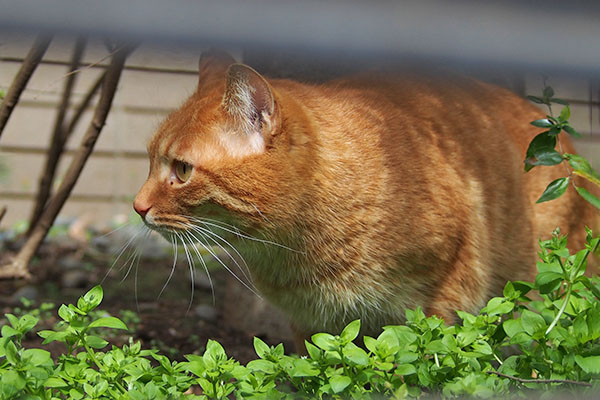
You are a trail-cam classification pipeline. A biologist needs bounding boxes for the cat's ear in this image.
[197,49,236,91]
[222,63,278,138]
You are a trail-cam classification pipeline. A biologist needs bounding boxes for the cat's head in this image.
[133,51,308,237]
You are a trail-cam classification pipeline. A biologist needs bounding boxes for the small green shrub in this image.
[1,230,599,399]
[525,83,600,209]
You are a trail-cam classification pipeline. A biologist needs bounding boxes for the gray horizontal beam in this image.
[1,0,600,73]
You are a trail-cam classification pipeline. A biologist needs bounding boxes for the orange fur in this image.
[134,53,599,340]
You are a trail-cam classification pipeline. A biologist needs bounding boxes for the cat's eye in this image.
[174,160,192,183]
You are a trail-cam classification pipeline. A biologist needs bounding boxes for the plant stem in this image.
[84,342,127,393]
[487,370,592,387]
[545,281,571,335]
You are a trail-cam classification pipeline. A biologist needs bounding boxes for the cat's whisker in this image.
[134,248,140,313]
[102,225,145,284]
[250,202,273,226]
[176,231,196,315]
[187,216,303,254]
[181,230,216,304]
[186,223,253,286]
[121,229,150,282]
[96,221,134,239]
[157,232,179,300]
[187,228,262,299]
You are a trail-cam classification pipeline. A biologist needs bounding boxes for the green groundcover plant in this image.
[0,229,599,399]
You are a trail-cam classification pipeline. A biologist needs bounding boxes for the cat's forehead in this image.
[148,113,264,167]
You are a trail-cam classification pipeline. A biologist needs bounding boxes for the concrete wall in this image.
[0,34,599,229]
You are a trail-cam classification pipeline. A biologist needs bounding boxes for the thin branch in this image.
[0,34,52,139]
[0,45,130,280]
[65,70,106,142]
[486,371,592,387]
[28,37,86,235]
[0,206,6,225]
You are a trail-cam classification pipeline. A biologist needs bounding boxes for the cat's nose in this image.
[133,200,151,220]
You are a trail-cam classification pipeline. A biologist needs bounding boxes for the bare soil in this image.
[0,234,287,364]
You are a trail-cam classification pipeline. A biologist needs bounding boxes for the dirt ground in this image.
[0,228,293,364]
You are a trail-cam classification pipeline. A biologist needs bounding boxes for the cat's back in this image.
[269,71,596,315]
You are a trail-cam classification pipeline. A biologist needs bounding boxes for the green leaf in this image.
[503,319,523,337]
[205,339,226,359]
[526,95,545,104]
[565,154,600,186]
[4,340,19,365]
[396,351,419,364]
[576,186,600,210]
[520,310,546,336]
[543,86,555,100]
[247,359,275,374]
[395,363,417,376]
[329,375,351,393]
[69,388,84,400]
[551,98,569,105]
[5,314,19,328]
[253,337,270,359]
[305,340,322,360]
[85,335,109,349]
[1,370,26,390]
[483,297,514,316]
[311,333,337,351]
[343,342,369,366]
[574,355,600,374]
[558,105,570,122]
[530,119,554,128]
[38,329,71,344]
[58,304,76,322]
[45,377,68,388]
[82,285,103,311]
[290,358,319,377]
[535,271,564,294]
[524,132,560,171]
[536,177,569,203]
[17,314,38,334]
[1,325,20,338]
[88,316,128,330]
[339,319,360,344]
[363,335,378,354]
[562,124,581,137]
[22,348,51,366]
[384,325,416,346]
[425,340,447,354]
[580,277,600,301]
[471,341,493,355]
[549,125,561,135]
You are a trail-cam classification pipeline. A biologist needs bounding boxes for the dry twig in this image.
[28,37,87,234]
[65,71,107,140]
[0,35,52,139]
[486,370,592,387]
[0,45,130,279]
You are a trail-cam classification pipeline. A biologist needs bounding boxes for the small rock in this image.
[61,270,90,288]
[194,304,218,322]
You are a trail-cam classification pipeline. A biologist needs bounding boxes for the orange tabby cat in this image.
[133,52,598,349]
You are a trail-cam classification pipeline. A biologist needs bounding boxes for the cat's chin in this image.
[141,221,184,242]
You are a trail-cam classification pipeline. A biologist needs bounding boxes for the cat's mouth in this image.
[142,215,190,237]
